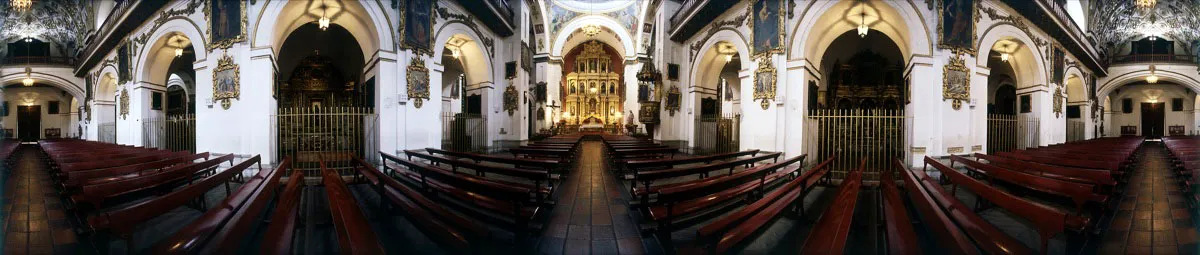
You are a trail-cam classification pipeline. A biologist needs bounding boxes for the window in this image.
[48,101,60,114]
[1173,98,1184,111]
[1122,98,1133,113]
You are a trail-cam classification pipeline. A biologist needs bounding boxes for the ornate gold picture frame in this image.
[212,54,240,110]
[504,84,518,116]
[936,0,978,55]
[1054,86,1064,118]
[119,87,129,120]
[206,0,247,51]
[753,56,777,110]
[942,54,970,110]
[665,85,681,116]
[406,57,430,108]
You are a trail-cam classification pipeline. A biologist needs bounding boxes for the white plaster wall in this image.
[1107,84,1195,136]
[0,87,75,139]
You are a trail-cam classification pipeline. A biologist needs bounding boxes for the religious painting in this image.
[504,85,518,116]
[942,55,970,110]
[536,82,547,103]
[1052,47,1065,84]
[938,0,977,54]
[1020,95,1031,113]
[117,44,131,84]
[751,0,783,57]
[667,64,679,81]
[643,23,653,33]
[212,54,240,110]
[151,92,163,110]
[402,0,435,55]
[665,86,681,117]
[723,79,734,101]
[1054,87,1064,118]
[207,0,247,51]
[505,62,517,79]
[120,88,130,119]
[753,56,777,110]
[522,43,533,72]
[406,57,430,108]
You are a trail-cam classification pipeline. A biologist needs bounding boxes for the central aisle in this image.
[1099,142,1198,254]
[534,141,657,255]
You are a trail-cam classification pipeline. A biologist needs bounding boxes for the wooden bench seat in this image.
[911,158,1032,254]
[879,162,921,255]
[355,155,488,253]
[632,153,782,203]
[646,154,805,231]
[950,155,1102,232]
[384,156,540,237]
[62,153,212,191]
[799,160,865,254]
[424,147,561,172]
[57,150,188,172]
[624,150,760,173]
[71,154,236,210]
[973,153,1119,189]
[400,151,555,204]
[259,171,305,254]
[892,159,978,254]
[320,161,385,254]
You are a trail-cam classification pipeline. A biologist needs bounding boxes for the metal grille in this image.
[441,112,488,153]
[1066,119,1085,142]
[98,122,116,143]
[802,109,909,180]
[273,107,378,177]
[693,114,740,155]
[142,114,196,153]
[986,114,1040,154]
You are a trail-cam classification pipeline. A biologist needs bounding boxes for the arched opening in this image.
[983,38,1041,153]
[1107,82,1194,138]
[1065,75,1086,141]
[817,30,905,110]
[274,22,373,170]
[96,73,118,143]
[439,34,490,152]
[141,32,198,152]
[2,83,75,142]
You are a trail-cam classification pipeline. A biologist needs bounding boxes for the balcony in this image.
[1111,54,1197,65]
[74,0,169,76]
[3,56,75,66]
[668,0,739,42]
[1001,0,1106,75]
[456,0,514,37]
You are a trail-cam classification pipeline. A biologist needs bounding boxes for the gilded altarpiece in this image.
[564,41,623,125]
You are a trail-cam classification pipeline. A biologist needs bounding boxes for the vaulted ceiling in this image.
[0,0,93,57]
[1090,0,1200,55]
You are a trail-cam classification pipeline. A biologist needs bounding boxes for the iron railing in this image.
[986,114,1040,154]
[98,122,116,143]
[1066,119,1086,142]
[1,56,75,66]
[441,112,488,153]
[1111,54,1196,64]
[273,107,378,177]
[141,114,195,153]
[803,109,909,181]
[693,114,740,155]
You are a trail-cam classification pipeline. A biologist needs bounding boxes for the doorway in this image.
[17,105,41,142]
[1141,102,1165,139]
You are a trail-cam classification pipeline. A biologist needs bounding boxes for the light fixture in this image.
[856,1,868,38]
[724,54,732,62]
[22,67,33,86]
[317,0,330,31]
[451,48,460,59]
[24,37,32,43]
[583,24,602,37]
[175,48,183,57]
[1000,53,1010,62]
[1147,65,1159,83]
[11,0,32,12]
[1135,0,1156,9]
[1149,36,1157,41]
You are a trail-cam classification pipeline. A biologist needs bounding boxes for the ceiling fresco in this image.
[1089,0,1200,56]
[548,0,640,42]
[0,0,92,58]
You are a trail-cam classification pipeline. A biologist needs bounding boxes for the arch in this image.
[976,23,1048,88]
[96,72,118,101]
[790,0,932,65]
[0,72,85,100]
[253,0,393,61]
[1098,68,1200,99]
[433,22,495,86]
[550,15,636,59]
[1064,70,1087,102]
[689,29,753,94]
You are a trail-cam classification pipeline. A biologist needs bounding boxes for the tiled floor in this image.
[1100,142,1199,255]
[2,145,88,255]
[535,141,656,255]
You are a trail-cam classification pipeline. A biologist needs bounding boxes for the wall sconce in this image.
[1000,53,1010,62]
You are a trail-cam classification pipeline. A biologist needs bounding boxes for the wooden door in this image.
[17,105,40,142]
[1141,102,1165,139]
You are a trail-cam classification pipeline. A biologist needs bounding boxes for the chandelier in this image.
[22,67,33,86]
[582,24,602,37]
[856,1,868,37]
[1146,65,1159,83]
[11,0,32,12]
[1135,0,1155,9]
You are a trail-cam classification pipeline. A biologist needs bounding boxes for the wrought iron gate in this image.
[694,114,740,155]
[441,112,488,153]
[142,114,196,152]
[803,109,909,180]
[274,107,378,176]
[1066,119,1085,142]
[986,114,1040,154]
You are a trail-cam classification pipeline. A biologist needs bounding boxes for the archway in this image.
[437,33,490,152]
[274,22,372,170]
[139,32,198,152]
[95,72,118,143]
[691,40,744,155]
[1106,82,1194,138]
[1,83,77,141]
[983,38,1041,153]
[1065,75,1087,141]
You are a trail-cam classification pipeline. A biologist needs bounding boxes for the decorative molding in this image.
[979,6,1048,50]
[689,5,752,62]
[119,87,129,120]
[212,54,240,109]
[912,147,926,153]
[943,54,970,110]
[503,83,518,116]
[133,0,205,49]
[406,57,430,108]
[947,146,964,154]
[753,55,777,110]
[1054,86,1064,118]
[971,145,982,151]
[436,7,495,56]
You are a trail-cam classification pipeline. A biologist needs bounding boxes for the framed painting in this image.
[1052,47,1065,84]
[120,88,130,119]
[151,92,163,110]
[522,42,533,72]
[1020,95,1032,113]
[207,0,247,51]
[667,64,679,81]
[504,85,518,116]
[753,56,777,110]
[44,128,61,139]
[118,43,131,84]
[402,0,435,55]
[942,55,970,110]
[212,54,240,109]
[665,86,681,116]
[751,0,784,57]
[937,0,977,55]
[406,57,430,108]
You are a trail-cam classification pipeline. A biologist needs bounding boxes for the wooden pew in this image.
[400,151,556,204]
[879,161,921,255]
[949,155,1101,233]
[320,161,385,254]
[62,152,212,191]
[384,156,539,238]
[973,153,1119,189]
[151,157,289,254]
[926,157,1069,254]
[424,147,561,172]
[893,159,979,255]
[260,171,306,254]
[798,159,865,254]
[71,154,236,210]
[57,150,188,172]
[85,155,259,251]
[623,149,761,172]
[647,154,805,231]
[353,155,488,254]
[632,152,781,204]
[695,156,834,254]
